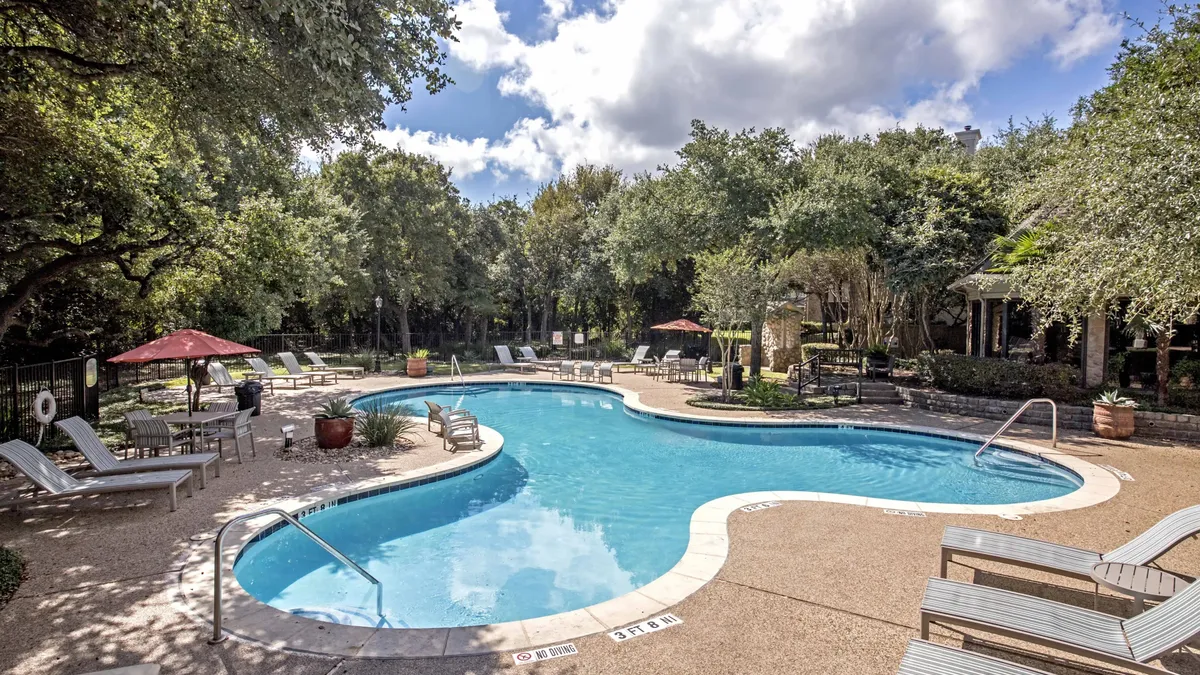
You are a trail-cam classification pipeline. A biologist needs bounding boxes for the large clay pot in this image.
[315,417,354,449]
[406,358,428,378]
[1093,403,1135,440]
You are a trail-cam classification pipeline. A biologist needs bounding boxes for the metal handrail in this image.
[208,508,380,644]
[974,398,1058,460]
[450,354,464,387]
[796,355,821,394]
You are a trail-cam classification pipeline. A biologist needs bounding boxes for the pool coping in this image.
[175,378,1121,659]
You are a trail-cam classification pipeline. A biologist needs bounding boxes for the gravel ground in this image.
[274,436,417,464]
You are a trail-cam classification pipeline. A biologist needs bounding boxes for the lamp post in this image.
[374,296,383,373]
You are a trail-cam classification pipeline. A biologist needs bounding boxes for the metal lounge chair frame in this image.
[56,416,220,489]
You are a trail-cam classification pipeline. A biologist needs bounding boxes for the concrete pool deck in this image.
[0,370,1197,674]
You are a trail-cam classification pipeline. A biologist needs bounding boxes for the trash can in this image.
[235,380,263,416]
[730,361,744,390]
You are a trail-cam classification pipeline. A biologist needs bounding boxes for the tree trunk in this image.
[920,296,935,352]
[540,291,552,341]
[462,308,473,344]
[398,302,412,354]
[524,299,533,344]
[749,319,763,376]
[1156,326,1172,405]
[480,316,489,352]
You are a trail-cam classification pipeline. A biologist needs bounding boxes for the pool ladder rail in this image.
[451,354,465,387]
[973,398,1057,461]
[207,508,381,644]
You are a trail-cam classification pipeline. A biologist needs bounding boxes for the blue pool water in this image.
[234,383,1081,628]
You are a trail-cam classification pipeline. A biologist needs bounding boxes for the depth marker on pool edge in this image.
[609,613,683,642]
[512,642,578,665]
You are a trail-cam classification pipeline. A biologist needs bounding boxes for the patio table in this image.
[156,410,240,452]
[1090,561,1189,613]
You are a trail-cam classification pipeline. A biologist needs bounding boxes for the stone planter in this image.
[315,417,354,449]
[1093,403,1135,440]
[406,358,428,378]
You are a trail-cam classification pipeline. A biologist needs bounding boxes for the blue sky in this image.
[371,0,1164,205]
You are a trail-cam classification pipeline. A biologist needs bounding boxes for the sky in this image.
[332,0,1165,205]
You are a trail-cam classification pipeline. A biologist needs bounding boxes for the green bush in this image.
[356,402,418,447]
[800,343,840,361]
[0,547,23,608]
[1172,358,1200,389]
[742,376,799,408]
[917,352,1079,400]
[347,353,375,371]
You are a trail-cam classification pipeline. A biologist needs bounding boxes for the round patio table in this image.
[1090,562,1189,613]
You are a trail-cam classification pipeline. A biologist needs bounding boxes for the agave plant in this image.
[408,348,431,360]
[316,397,356,419]
[1094,389,1137,407]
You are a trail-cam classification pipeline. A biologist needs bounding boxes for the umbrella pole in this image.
[186,357,193,416]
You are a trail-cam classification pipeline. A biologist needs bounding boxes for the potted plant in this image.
[1092,390,1137,440]
[315,398,356,449]
[406,348,430,378]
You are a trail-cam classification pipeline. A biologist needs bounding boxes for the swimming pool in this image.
[233,383,1082,629]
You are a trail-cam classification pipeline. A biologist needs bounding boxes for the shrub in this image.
[917,352,1079,400]
[408,348,431,360]
[742,376,799,408]
[1172,358,1200,389]
[356,402,418,447]
[0,547,23,608]
[800,343,840,361]
[347,353,375,371]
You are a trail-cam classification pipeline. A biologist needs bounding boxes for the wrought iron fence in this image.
[1,356,101,443]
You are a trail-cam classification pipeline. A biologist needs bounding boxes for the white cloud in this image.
[377,0,1123,183]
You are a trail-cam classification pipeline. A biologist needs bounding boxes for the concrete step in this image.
[859,382,897,391]
[859,395,903,405]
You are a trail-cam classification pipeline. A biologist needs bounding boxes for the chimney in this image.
[955,125,982,155]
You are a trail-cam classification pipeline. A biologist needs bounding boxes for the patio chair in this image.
[55,417,220,489]
[206,361,239,392]
[663,349,681,361]
[940,505,1200,582]
[897,639,1056,675]
[438,408,481,452]
[244,356,312,391]
[206,402,238,413]
[552,361,576,381]
[305,352,365,379]
[517,346,538,361]
[676,358,699,383]
[578,361,596,381]
[0,440,193,512]
[597,362,614,383]
[130,418,195,457]
[424,401,472,435]
[612,345,651,372]
[196,408,255,463]
[278,351,338,385]
[493,346,535,372]
[920,575,1200,675]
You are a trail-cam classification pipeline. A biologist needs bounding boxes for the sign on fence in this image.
[552,331,564,346]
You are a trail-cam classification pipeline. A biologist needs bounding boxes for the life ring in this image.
[33,390,56,425]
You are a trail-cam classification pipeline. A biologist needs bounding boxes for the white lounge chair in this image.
[206,361,239,392]
[0,440,193,512]
[921,575,1200,675]
[56,417,220,489]
[244,356,312,391]
[278,352,338,385]
[517,346,538,361]
[898,639,1056,675]
[438,409,481,452]
[304,352,365,379]
[493,346,534,372]
[597,362,614,383]
[612,345,651,372]
[424,401,472,435]
[940,505,1200,582]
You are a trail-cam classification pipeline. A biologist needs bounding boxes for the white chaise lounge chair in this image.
[304,352,365,379]
[279,352,338,385]
[897,639,1057,675]
[244,356,312,391]
[56,416,220,489]
[612,345,651,372]
[0,440,194,512]
[493,346,534,372]
[206,361,240,392]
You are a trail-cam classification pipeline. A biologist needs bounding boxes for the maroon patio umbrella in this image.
[651,319,712,356]
[109,329,259,415]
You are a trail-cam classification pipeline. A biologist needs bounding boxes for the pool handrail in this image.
[451,354,464,387]
[974,398,1057,461]
[207,508,381,644]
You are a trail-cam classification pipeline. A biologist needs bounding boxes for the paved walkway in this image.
[0,371,1197,674]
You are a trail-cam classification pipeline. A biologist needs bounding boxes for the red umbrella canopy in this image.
[108,329,260,363]
[650,319,712,333]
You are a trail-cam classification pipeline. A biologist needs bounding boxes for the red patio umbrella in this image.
[109,329,259,415]
[651,319,712,357]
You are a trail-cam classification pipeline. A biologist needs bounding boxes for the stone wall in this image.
[895,386,1200,443]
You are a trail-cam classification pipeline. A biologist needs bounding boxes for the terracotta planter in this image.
[315,417,354,449]
[406,358,428,378]
[1093,403,1135,440]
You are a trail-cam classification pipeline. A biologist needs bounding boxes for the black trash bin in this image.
[235,380,263,416]
[729,361,744,390]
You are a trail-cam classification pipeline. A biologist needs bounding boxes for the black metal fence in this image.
[1,357,101,443]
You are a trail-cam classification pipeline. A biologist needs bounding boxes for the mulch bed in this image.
[686,395,848,412]
[274,436,414,464]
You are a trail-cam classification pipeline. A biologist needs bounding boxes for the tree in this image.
[1009,5,1200,404]
[322,149,468,353]
[693,248,786,401]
